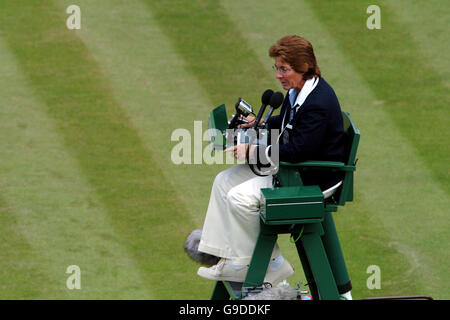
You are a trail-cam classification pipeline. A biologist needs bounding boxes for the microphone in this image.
[261,91,284,127]
[228,98,255,129]
[235,98,255,116]
[252,89,274,129]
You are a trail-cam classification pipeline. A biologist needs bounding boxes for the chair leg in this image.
[211,281,230,300]
[293,231,319,299]
[243,226,277,290]
[321,212,352,294]
[301,231,340,300]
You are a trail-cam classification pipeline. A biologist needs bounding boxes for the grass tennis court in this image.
[0,0,448,299]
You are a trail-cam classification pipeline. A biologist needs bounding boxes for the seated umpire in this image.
[197,35,350,298]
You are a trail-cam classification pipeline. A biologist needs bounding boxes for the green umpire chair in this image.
[210,111,360,300]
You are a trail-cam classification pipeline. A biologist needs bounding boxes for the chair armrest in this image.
[279,161,355,172]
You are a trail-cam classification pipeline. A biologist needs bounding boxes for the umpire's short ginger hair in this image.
[269,35,321,80]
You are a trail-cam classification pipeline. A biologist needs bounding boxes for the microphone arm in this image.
[261,109,275,127]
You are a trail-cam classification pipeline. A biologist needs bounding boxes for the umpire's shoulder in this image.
[307,77,339,108]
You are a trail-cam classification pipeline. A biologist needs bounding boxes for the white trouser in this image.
[198,164,281,265]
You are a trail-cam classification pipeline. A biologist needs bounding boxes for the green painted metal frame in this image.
[208,104,228,149]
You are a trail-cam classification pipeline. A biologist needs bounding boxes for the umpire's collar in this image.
[288,76,320,112]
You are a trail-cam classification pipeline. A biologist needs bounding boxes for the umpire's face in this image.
[274,57,305,91]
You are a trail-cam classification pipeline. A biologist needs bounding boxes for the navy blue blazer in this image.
[263,77,346,190]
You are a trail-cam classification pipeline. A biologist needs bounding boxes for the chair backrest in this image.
[275,111,360,209]
[336,111,360,206]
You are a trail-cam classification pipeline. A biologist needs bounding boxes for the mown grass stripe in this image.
[0,196,54,299]
[303,0,450,298]
[142,0,279,110]
[383,0,449,83]
[306,0,449,196]
[56,0,234,297]
[59,0,223,229]
[0,35,153,299]
[0,1,196,298]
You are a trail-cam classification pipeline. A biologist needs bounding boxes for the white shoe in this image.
[340,291,353,300]
[264,256,294,286]
[197,258,249,282]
